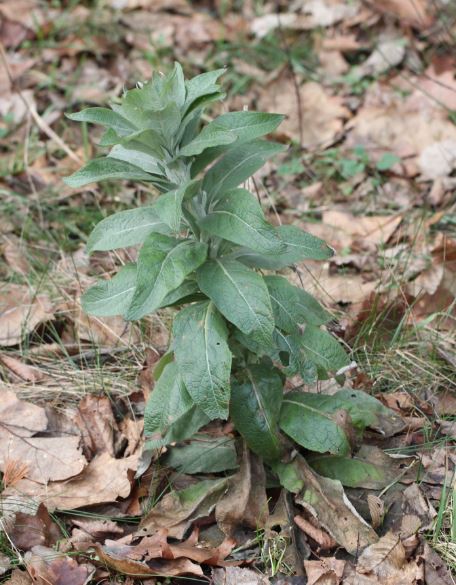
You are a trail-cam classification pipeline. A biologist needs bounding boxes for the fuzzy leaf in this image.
[180,122,236,156]
[200,188,285,254]
[64,157,155,188]
[202,140,286,202]
[144,362,209,449]
[108,144,163,175]
[163,434,238,474]
[192,111,285,174]
[173,301,232,420]
[238,224,334,269]
[126,234,207,319]
[280,390,353,455]
[66,107,135,134]
[87,207,170,253]
[274,330,318,384]
[231,363,283,462]
[197,258,274,347]
[300,325,349,377]
[158,279,201,309]
[184,68,226,113]
[265,275,332,332]
[81,263,137,317]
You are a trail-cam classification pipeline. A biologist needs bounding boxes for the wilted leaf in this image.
[25,546,94,585]
[0,284,53,346]
[9,503,61,551]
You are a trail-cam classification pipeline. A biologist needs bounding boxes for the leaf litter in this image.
[0,0,455,583]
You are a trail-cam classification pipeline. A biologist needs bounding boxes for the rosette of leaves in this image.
[65,64,395,480]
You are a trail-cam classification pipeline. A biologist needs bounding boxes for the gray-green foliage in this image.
[68,64,396,485]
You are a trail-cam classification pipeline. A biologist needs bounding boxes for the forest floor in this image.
[0,0,455,583]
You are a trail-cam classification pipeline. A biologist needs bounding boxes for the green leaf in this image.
[180,122,236,156]
[192,112,285,175]
[64,157,155,188]
[163,434,238,474]
[144,362,209,449]
[299,325,349,377]
[126,234,207,319]
[376,152,400,171]
[66,107,135,134]
[308,445,400,489]
[121,129,166,159]
[173,301,232,420]
[274,330,318,384]
[81,263,136,317]
[231,363,283,462]
[264,275,332,332]
[87,207,170,253]
[108,144,163,175]
[162,62,186,109]
[184,68,226,113]
[280,390,353,455]
[200,188,285,254]
[158,279,200,309]
[325,389,404,436]
[153,180,200,232]
[202,140,286,202]
[237,225,334,269]
[197,258,274,347]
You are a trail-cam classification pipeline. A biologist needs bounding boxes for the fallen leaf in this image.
[294,515,336,550]
[422,541,454,585]
[140,477,229,539]
[3,451,139,510]
[8,503,61,552]
[367,0,434,29]
[2,569,33,584]
[257,73,350,147]
[25,545,94,585]
[212,567,270,584]
[216,446,268,538]
[0,354,46,382]
[277,455,378,555]
[356,531,423,583]
[304,558,345,585]
[74,395,117,458]
[0,284,54,346]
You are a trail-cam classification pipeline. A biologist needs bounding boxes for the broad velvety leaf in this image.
[280,390,353,455]
[308,445,400,489]
[126,234,207,319]
[144,362,209,449]
[158,279,200,309]
[64,157,155,188]
[200,188,285,254]
[66,107,135,134]
[196,258,274,347]
[274,330,318,384]
[184,68,225,114]
[230,363,283,462]
[108,144,163,175]
[323,389,404,436]
[300,325,349,377]
[192,112,284,174]
[237,225,334,269]
[180,122,236,156]
[87,207,170,253]
[265,275,332,332]
[81,263,136,317]
[202,140,286,202]
[153,180,201,232]
[163,434,238,474]
[173,301,232,420]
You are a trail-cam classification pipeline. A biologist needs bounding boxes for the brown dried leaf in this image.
[294,515,336,550]
[3,451,139,510]
[257,73,350,147]
[367,0,434,29]
[0,354,46,382]
[74,395,117,458]
[25,546,94,585]
[215,446,268,538]
[0,284,54,346]
[304,558,346,585]
[9,503,61,552]
[3,569,33,585]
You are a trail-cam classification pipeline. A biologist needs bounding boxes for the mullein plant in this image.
[65,64,396,493]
